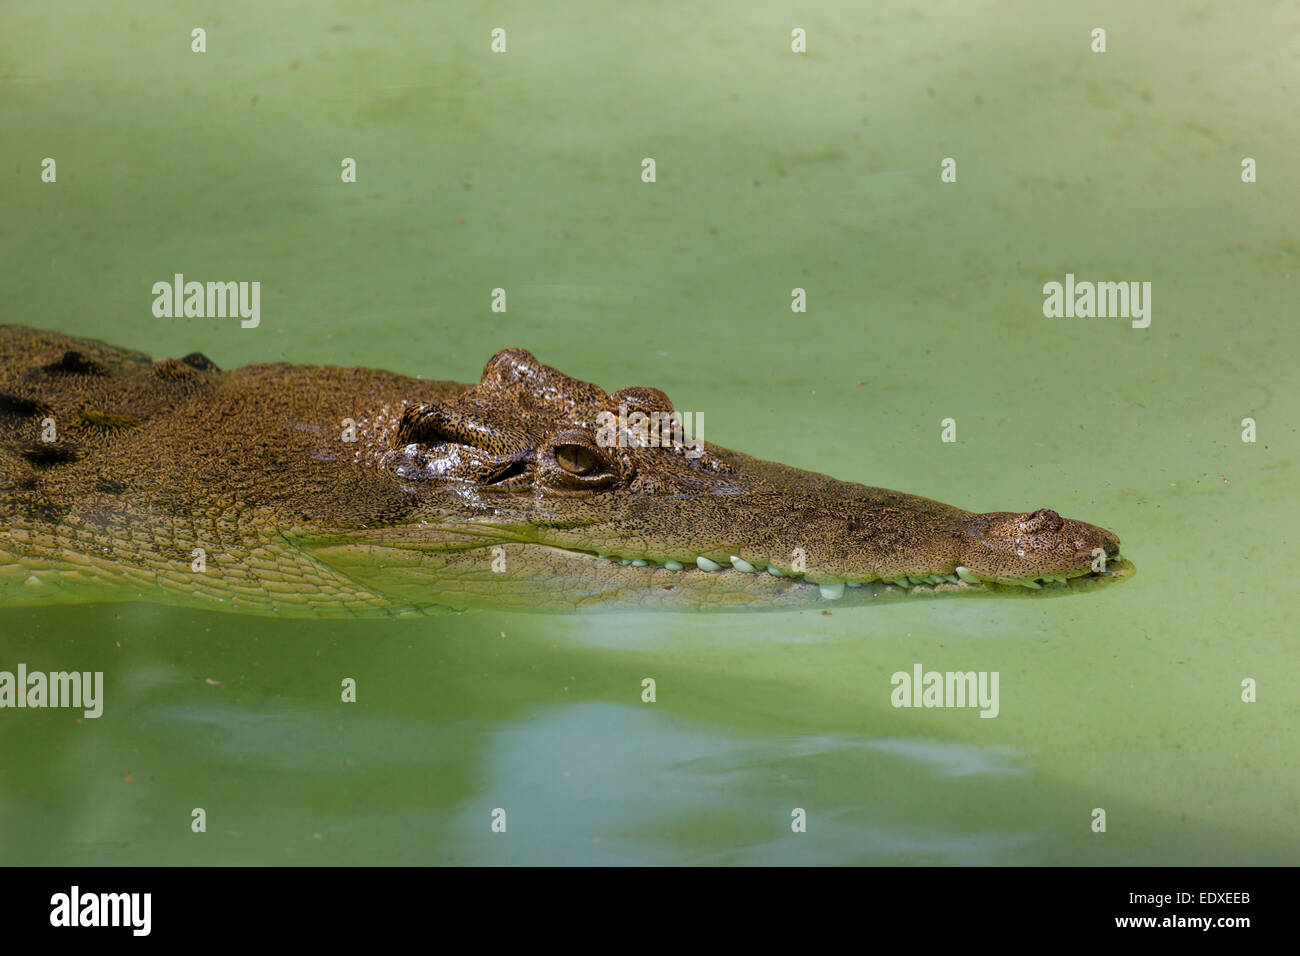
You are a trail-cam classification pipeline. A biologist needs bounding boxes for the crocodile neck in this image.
[0,326,1132,617]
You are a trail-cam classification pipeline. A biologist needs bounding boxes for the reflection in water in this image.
[859,738,1026,779]
[136,704,434,770]
[0,600,1295,866]
[445,703,1035,865]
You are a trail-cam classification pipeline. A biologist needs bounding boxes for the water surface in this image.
[1,0,1296,864]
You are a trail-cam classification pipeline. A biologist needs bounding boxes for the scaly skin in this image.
[0,326,1133,616]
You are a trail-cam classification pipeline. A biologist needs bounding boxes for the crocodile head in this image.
[309,348,1133,612]
[0,327,1132,616]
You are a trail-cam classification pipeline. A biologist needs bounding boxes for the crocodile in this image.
[0,325,1133,617]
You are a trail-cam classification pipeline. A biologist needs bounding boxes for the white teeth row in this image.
[592,552,966,602]
[600,552,785,575]
[591,554,1085,600]
[595,551,852,598]
[889,573,964,589]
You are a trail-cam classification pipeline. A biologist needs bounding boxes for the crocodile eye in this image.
[539,430,619,491]
[555,443,597,476]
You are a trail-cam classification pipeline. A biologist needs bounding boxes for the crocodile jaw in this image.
[304,534,1136,614]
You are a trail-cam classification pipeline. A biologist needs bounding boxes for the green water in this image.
[2,1,1296,864]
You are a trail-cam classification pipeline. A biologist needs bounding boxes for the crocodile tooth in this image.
[893,578,911,588]
[663,560,683,571]
[908,576,928,586]
[631,559,647,567]
[846,582,862,588]
[730,555,756,573]
[926,575,944,585]
[1019,577,1041,589]
[767,566,786,577]
[620,558,632,566]
[819,581,845,600]
[696,556,722,572]
[955,566,981,584]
